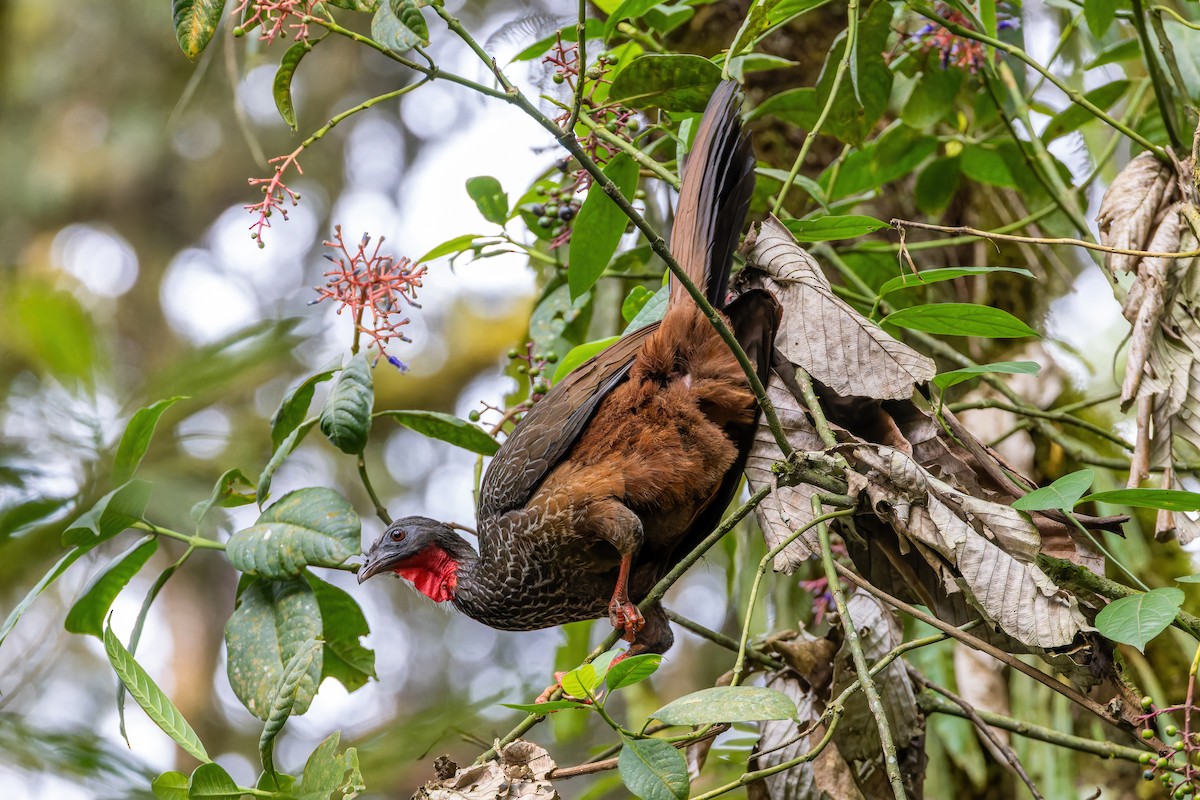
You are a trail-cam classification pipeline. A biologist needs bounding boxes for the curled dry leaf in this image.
[1098,150,1200,543]
[1096,151,1174,275]
[414,740,558,800]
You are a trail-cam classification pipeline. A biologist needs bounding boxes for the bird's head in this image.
[357,516,474,603]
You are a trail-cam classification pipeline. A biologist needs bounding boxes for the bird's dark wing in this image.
[479,322,660,518]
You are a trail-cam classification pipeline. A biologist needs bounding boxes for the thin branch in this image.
[1130,0,1183,148]
[663,608,783,670]
[815,497,907,800]
[563,0,587,134]
[357,455,392,525]
[891,217,1200,259]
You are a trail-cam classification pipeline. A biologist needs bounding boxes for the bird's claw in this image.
[609,600,645,641]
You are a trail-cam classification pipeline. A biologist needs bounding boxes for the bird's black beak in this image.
[357,540,401,584]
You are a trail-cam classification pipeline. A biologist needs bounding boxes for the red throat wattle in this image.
[391,546,458,603]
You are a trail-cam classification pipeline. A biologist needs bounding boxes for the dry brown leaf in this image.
[1096,151,1174,274]
[414,740,558,800]
[851,447,1088,649]
[744,215,936,400]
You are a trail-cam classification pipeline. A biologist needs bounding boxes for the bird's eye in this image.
[390,529,406,542]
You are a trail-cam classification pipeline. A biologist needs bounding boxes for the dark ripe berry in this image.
[1145,770,1157,781]
[559,207,575,221]
[1142,696,1155,710]
[556,157,572,172]
[468,410,481,422]
[537,216,553,228]
[507,348,520,359]
[531,203,545,217]
[552,72,565,84]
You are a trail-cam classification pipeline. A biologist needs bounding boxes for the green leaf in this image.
[782,215,889,242]
[727,53,798,79]
[375,409,499,455]
[62,480,153,547]
[618,736,689,800]
[758,167,829,210]
[1177,574,1200,583]
[173,0,226,60]
[274,40,312,131]
[555,336,619,382]
[465,176,510,225]
[371,0,429,53]
[306,572,376,692]
[113,397,185,485]
[418,233,488,263]
[569,153,640,300]
[227,488,361,579]
[1042,80,1130,143]
[529,282,594,361]
[152,771,189,800]
[624,284,669,332]
[560,663,601,698]
[511,19,604,61]
[622,285,655,323]
[877,266,1034,298]
[8,282,101,383]
[327,0,379,9]
[191,468,256,526]
[296,732,364,800]
[1083,0,1117,38]
[187,763,239,800]
[502,700,592,713]
[606,653,662,690]
[980,0,997,36]
[960,144,1018,189]
[260,639,323,783]
[0,547,87,648]
[933,361,1041,390]
[605,0,663,37]
[902,67,963,129]
[1094,587,1184,652]
[258,419,317,505]
[1086,39,1141,70]
[319,353,374,455]
[1011,469,1095,512]
[644,3,694,33]
[608,54,723,111]
[225,578,323,720]
[1082,489,1200,511]
[882,303,1039,338]
[914,156,962,214]
[271,366,339,450]
[65,536,158,637]
[104,623,210,762]
[819,124,937,200]
[652,686,797,724]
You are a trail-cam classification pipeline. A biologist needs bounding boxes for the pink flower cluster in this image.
[232,0,318,44]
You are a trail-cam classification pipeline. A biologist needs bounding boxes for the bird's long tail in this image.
[667,80,756,312]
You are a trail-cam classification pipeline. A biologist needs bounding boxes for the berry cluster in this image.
[467,343,559,432]
[1135,693,1199,797]
[312,227,427,370]
[231,0,318,45]
[245,147,304,246]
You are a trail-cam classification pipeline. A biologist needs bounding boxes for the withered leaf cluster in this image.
[1097,150,1200,543]
[413,741,558,800]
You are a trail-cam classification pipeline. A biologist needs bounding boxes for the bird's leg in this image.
[588,499,645,640]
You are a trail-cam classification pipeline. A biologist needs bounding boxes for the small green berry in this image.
[468,410,481,422]
[1167,725,1179,736]
[1158,758,1170,769]
[552,72,565,84]
[537,215,553,228]
[1142,696,1155,710]
[516,364,528,374]
[1175,740,1186,751]
[634,188,647,200]
[606,121,619,133]
[545,204,559,216]
[507,348,520,359]
[528,367,540,378]
[1140,753,1153,764]
[606,53,618,65]
[545,352,559,363]
[587,66,602,79]
[533,380,549,394]
[1143,729,1157,740]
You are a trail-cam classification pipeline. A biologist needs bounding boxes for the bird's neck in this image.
[393,544,475,603]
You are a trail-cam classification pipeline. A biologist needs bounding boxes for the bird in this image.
[358,80,780,659]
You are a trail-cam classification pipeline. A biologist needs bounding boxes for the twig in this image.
[563,0,587,134]
[772,0,859,216]
[549,725,727,779]
[1130,0,1183,149]
[945,398,1132,451]
[910,671,1044,800]
[357,455,392,525]
[891,217,1200,259]
[815,497,907,799]
[663,608,783,670]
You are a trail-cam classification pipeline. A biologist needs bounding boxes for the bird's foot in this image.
[608,598,645,641]
[534,671,594,705]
